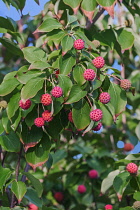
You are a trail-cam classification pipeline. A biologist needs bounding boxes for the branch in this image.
[86,8,105,29]
[21,163,30,183]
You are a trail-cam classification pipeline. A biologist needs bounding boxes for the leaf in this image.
[96,0,116,7]
[22,46,47,63]
[103,0,116,18]
[133,191,140,201]
[21,77,44,100]
[60,55,76,75]
[25,134,51,170]
[61,35,74,55]
[17,70,43,84]
[72,99,90,130]
[65,85,87,104]
[34,17,62,33]
[29,61,50,71]
[101,170,120,194]
[0,166,12,191]
[11,181,27,203]
[24,187,42,207]
[63,0,82,13]
[23,172,43,197]
[135,122,140,140]
[0,16,15,31]
[51,149,67,164]
[73,65,86,86]
[7,92,20,119]
[81,0,96,22]
[1,110,11,133]
[58,74,72,98]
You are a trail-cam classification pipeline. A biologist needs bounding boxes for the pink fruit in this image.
[90,109,103,122]
[68,111,73,123]
[74,39,85,50]
[19,99,31,110]
[28,203,38,210]
[99,92,110,104]
[120,79,131,90]
[77,185,86,194]
[124,143,134,152]
[126,163,138,174]
[83,69,96,81]
[105,204,113,210]
[34,117,45,127]
[93,122,102,131]
[42,110,53,122]
[51,86,63,98]
[92,56,105,69]
[40,94,52,106]
[88,169,98,179]
[54,192,64,202]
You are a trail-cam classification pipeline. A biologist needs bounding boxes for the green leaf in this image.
[61,35,74,54]
[11,181,27,203]
[25,134,51,170]
[73,65,86,86]
[133,191,140,201]
[1,110,11,133]
[51,149,67,164]
[17,70,44,84]
[63,0,82,9]
[81,0,96,11]
[58,74,72,98]
[29,61,50,71]
[22,46,47,63]
[0,131,21,152]
[65,85,87,104]
[72,99,90,130]
[23,172,43,197]
[24,187,42,207]
[96,0,116,7]
[0,16,15,31]
[0,166,12,191]
[34,17,62,33]
[135,122,140,140]
[7,92,20,119]
[116,29,134,51]
[60,55,76,75]
[21,77,44,100]
[125,154,140,160]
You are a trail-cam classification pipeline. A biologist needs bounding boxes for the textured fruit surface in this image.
[77,185,86,194]
[74,39,84,50]
[124,143,134,151]
[93,122,102,131]
[133,201,140,209]
[126,163,138,174]
[28,203,38,210]
[68,111,73,123]
[40,94,52,106]
[34,117,45,127]
[88,169,98,178]
[105,204,113,210]
[0,100,7,108]
[83,69,96,81]
[99,92,110,104]
[42,110,53,122]
[19,99,31,110]
[54,192,64,202]
[120,79,131,90]
[90,109,103,122]
[92,56,105,69]
[51,86,63,98]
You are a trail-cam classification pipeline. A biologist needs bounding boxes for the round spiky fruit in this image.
[28,203,38,210]
[124,143,134,152]
[90,109,103,122]
[42,110,53,122]
[54,192,64,202]
[77,185,86,194]
[92,40,100,48]
[133,201,140,209]
[99,92,111,104]
[126,163,138,174]
[68,111,73,123]
[51,86,63,98]
[93,122,102,131]
[74,39,84,50]
[34,117,45,127]
[40,94,52,106]
[19,99,31,110]
[120,79,131,90]
[83,69,96,81]
[88,169,98,179]
[0,100,7,108]
[105,204,113,210]
[92,56,105,69]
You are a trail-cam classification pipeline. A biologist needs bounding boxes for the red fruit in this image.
[54,192,64,202]
[55,69,59,78]
[51,86,63,98]
[92,56,105,69]
[74,39,85,50]
[126,163,138,174]
[28,203,38,210]
[77,185,86,194]
[40,94,52,106]
[68,111,73,123]
[19,99,31,110]
[120,79,131,90]
[42,110,53,122]
[88,169,98,179]
[99,92,110,104]
[124,143,134,152]
[105,204,113,210]
[93,122,102,131]
[90,109,103,122]
[83,69,96,81]
[34,117,45,127]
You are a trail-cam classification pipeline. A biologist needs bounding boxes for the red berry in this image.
[90,109,103,122]
[126,163,138,174]
[28,203,38,210]
[19,99,31,110]
[105,204,113,210]
[40,94,52,106]
[88,170,98,179]
[77,185,86,194]
[93,122,102,131]
[68,111,73,123]
[42,110,53,122]
[74,39,84,50]
[120,79,131,90]
[54,192,64,202]
[51,86,63,98]
[99,92,110,104]
[124,143,134,152]
[92,56,105,69]
[34,117,45,127]
[83,69,96,81]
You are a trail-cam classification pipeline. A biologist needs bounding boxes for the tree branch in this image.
[86,8,105,29]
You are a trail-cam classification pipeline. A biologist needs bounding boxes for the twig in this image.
[21,163,31,183]
[87,8,105,29]
[2,151,7,167]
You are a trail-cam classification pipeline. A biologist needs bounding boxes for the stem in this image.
[105,73,121,81]
[87,8,105,29]
[121,64,126,133]
[2,151,7,167]
[86,95,93,108]
[21,163,30,183]
[110,134,116,152]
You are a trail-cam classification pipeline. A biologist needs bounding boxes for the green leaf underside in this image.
[96,0,116,7]
[11,181,27,202]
